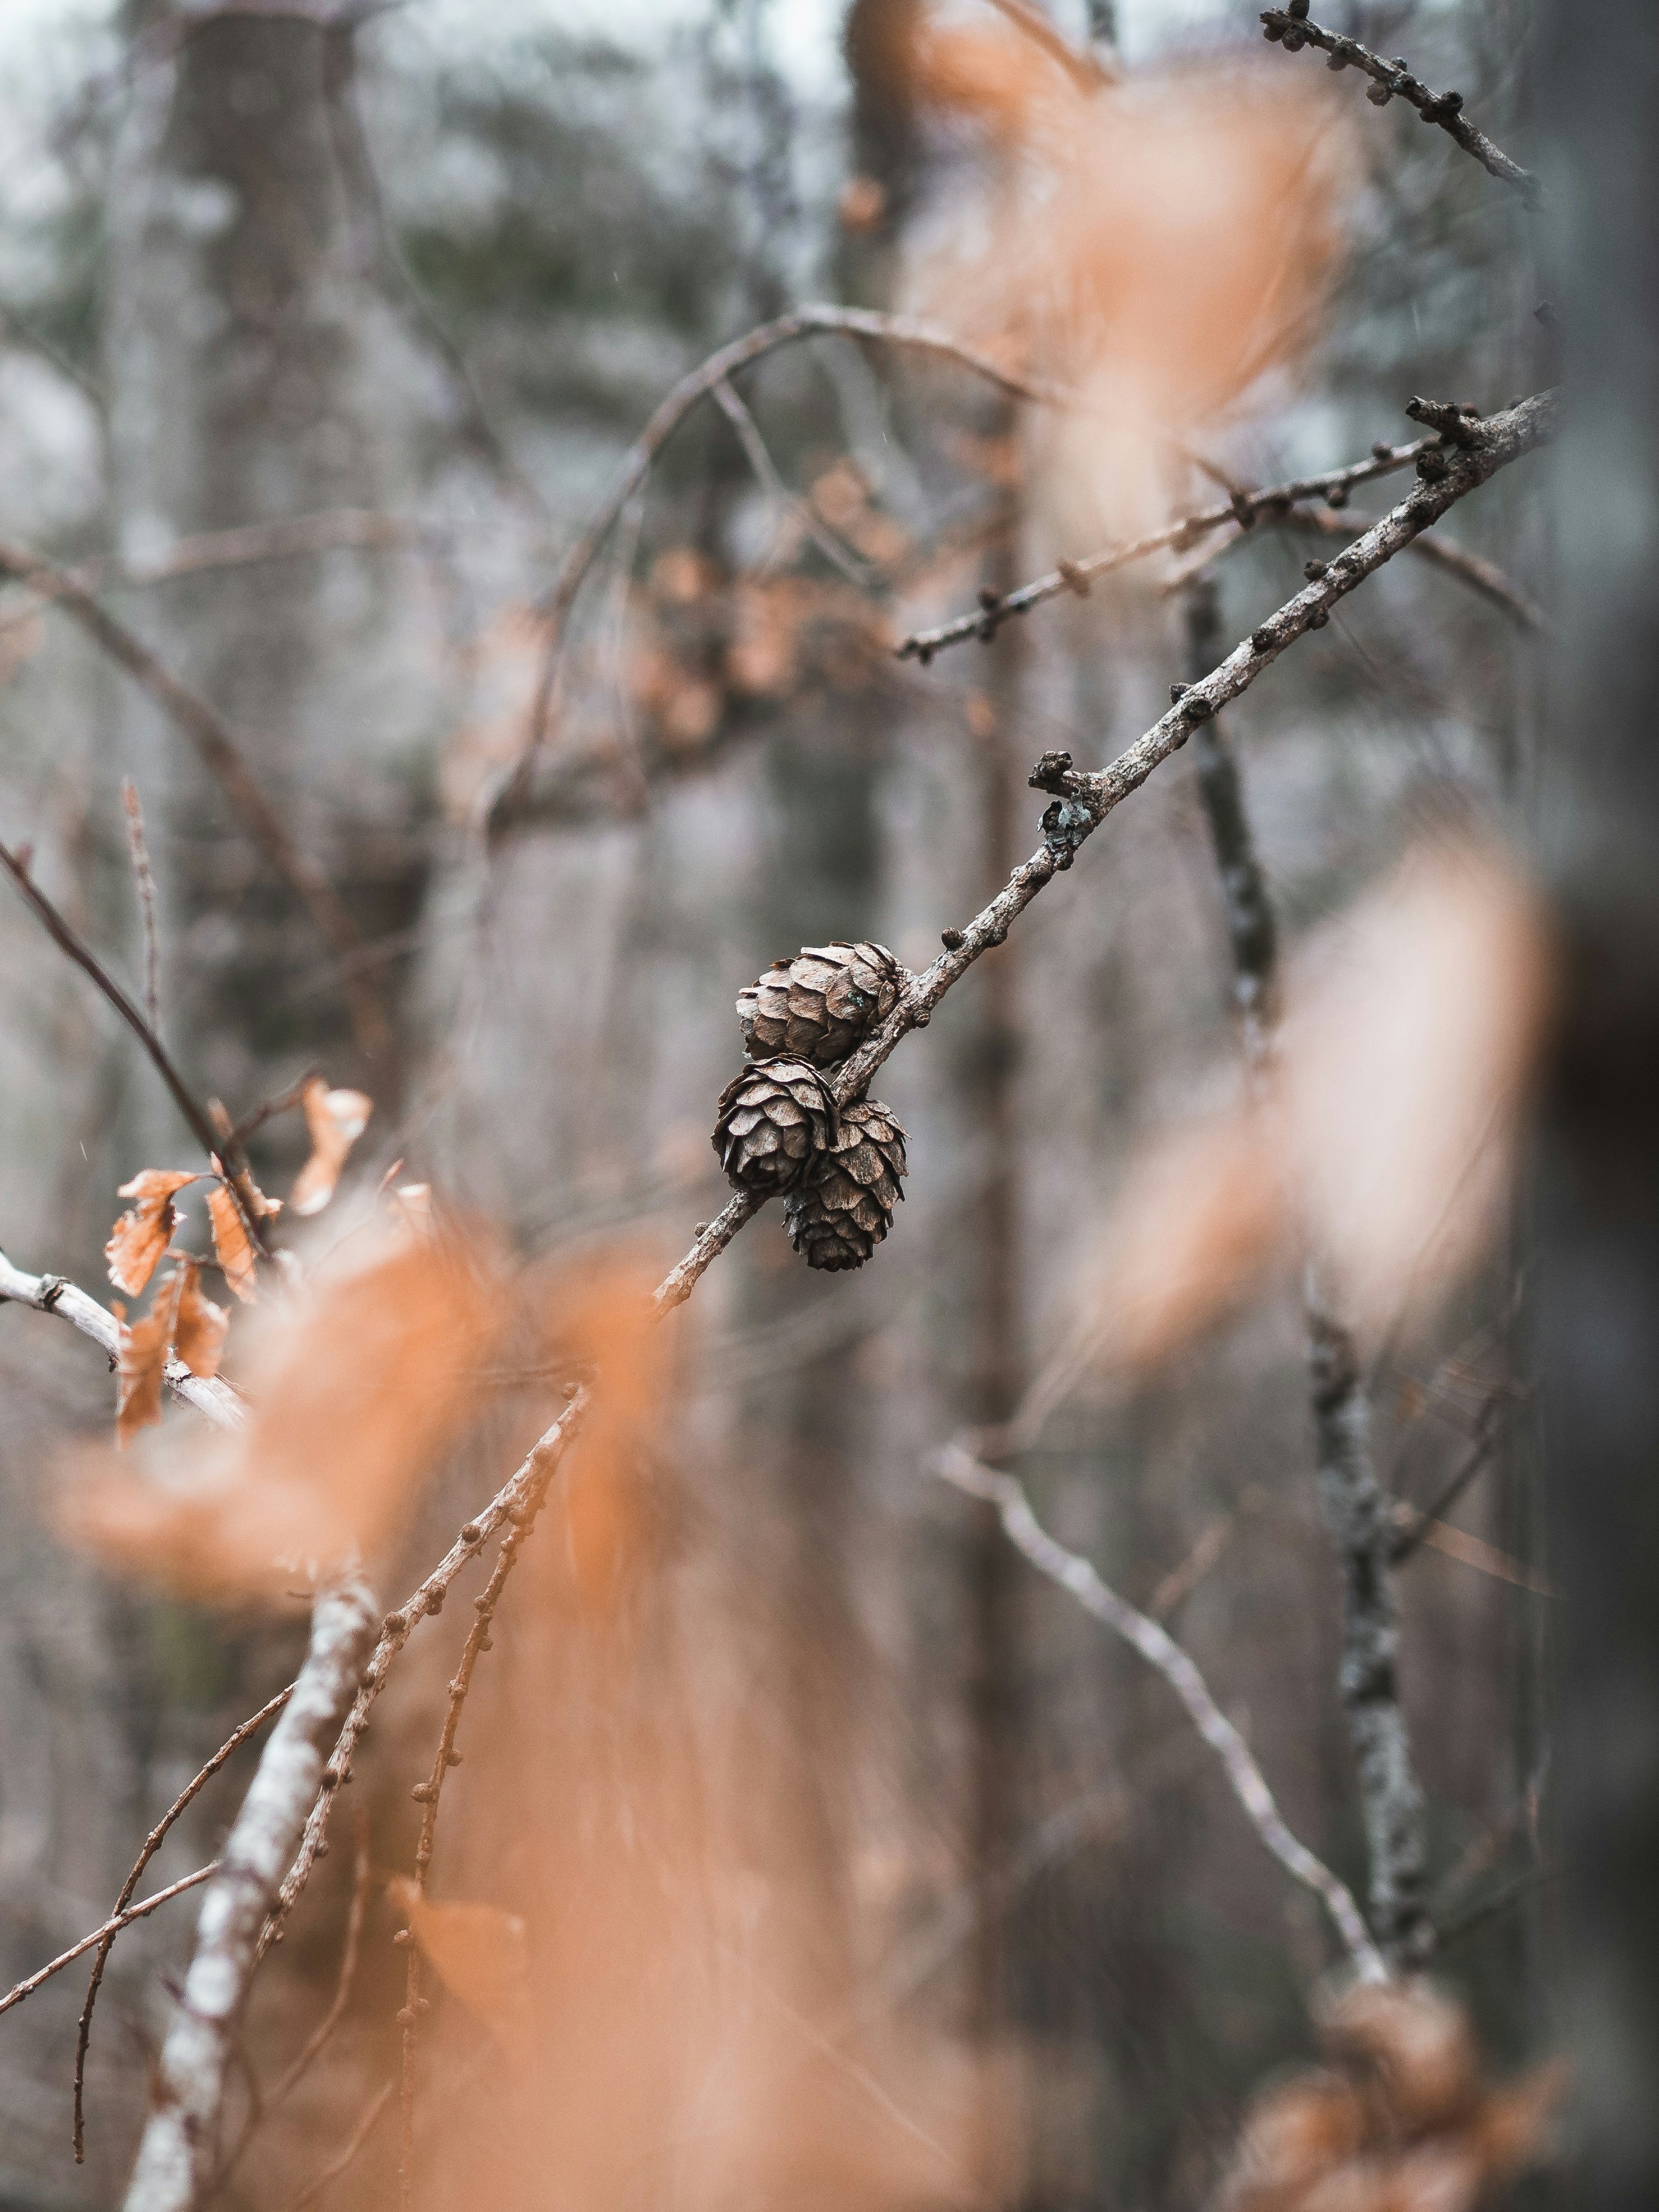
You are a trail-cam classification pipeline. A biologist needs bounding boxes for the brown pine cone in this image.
[783,1098,907,1270]
[737,941,904,1067]
[712,1058,837,1196]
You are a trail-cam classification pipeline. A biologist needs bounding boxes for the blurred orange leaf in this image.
[64,1226,505,1599]
[105,1170,198,1298]
[387,1877,533,2046]
[290,1078,374,1217]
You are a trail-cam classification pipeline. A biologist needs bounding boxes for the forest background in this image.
[0,3,1648,2210]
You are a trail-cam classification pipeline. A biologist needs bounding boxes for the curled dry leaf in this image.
[105,1170,198,1298]
[63,1224,504,1599]
[172,1260,228,1380]
[207,1176,279,1304]
[289,1077,374,1216]
[387,1876,533,2047]
[115,1267,187,1448]
[1217,1979,1563,2212]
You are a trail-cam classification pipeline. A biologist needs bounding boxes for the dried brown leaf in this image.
[115,1268,187,1448]
[207,1177,278,1304]
[173,1260,229,1379]
[387,1877,533,2046]
[105,1170,198,1298]
[289,1078,374,1217]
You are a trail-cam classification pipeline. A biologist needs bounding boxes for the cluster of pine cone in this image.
[712,941,910,1271]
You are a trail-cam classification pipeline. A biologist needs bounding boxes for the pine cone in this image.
[783,1098,907,1270]
[712,1058,837,1196]
[737,941,904,1067]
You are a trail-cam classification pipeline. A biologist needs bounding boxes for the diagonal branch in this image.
[0,842,276,1263]
[0,1864,220,2021]
[895,434,1436,663]
[486,305,1075,831]
[932,1447,1385,1982]
[0,1247,245,1429]
[652,393,1556,1316]
[122,1574,380,2212]
[1259,8,1540,207]
[0,541,387,1055]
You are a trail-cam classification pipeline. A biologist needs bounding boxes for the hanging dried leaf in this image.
[207,1177,279,1305]
[105,1171,198,1298]
[173,1260,229,1380]
[290,1078,374,1217]
[64,1224,506,1599]
[387,1877,533,2046]
[115,1267,187,1448]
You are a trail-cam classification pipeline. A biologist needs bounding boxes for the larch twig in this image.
[1259,7,1541,207]
[652,393,1555,1315]
[0,1864,220,2021]
[271,1801,372,2103]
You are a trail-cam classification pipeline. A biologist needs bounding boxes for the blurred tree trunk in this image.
[1538,3,1659,2204]
[106,3,436,1131]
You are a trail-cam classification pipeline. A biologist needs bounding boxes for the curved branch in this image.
[485,305,1073,831]
[933,1447,1385,1981]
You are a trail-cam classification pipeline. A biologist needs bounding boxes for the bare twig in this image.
[396,1423,573,2202]
[932,1447,1385,1982]
[0,842,276,1263]
[0,1246,244,1429]
[271,1803,371,2104]
[275,2080,394,2212]
[652,394,1555,1315]
[1182,577,1427,1964]
[1259,8,1541,207]
[74,1686,293,2158]
[0,1864,219,2021]
[262,1391,590,1950]
[123,1575,379,2212]
[120,779,162,1038]
[486,304,1074,829]
[711,376,876,587]
[1265,502,1546,630]
[230,1066,323,1151]
[0,542,387,1055]
[895,435,1436,662]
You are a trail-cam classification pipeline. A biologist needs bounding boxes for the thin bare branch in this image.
[263,1390,590,1950]
[932,1447,1385,1982]
[120,779,162,1038]
[711,376,876,587]
[0,542,387,1055]
[1259,8,1541,207]
[74,1686,293,2159]
[271,1803,371,2104]
[486,304,1075,830]
[0,1865,219,2021]
[1265,502,1545,630]
[895,435,1436,662]
[276,2080,394,2212]
[0,1246,245,1429]
[0,842,276,1264]
[652,394,1555,1315]
[123,1575,379,2212]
